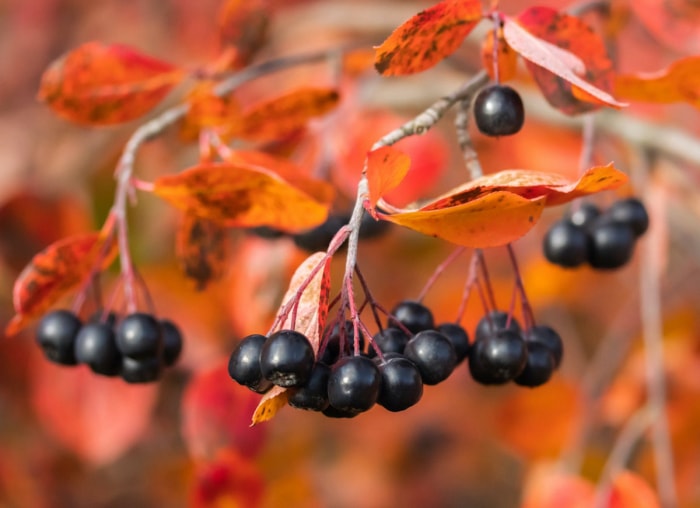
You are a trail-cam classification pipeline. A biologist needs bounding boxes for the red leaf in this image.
[630,0,700,54]
[366,146,412,208]
[189,449,265,508]
[522,468,595,508]
[481,27,519,82]
[374,0,483,76]
[609,471,661,508]
[504,8,625,114]
[6,231,117,336]
[614,56,700,110]
[217,0,271,69]
[175,213,229,291]
[181,362,267,459]
[181,82,242,139]
[30,357,158,465]
[38,42,184,125]
[252,251,332,425]
[153,161,333,232]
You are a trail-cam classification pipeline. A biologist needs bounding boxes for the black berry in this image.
[469,329,527,385]
[368,327,410,358]
[377,356,423,412]
[228,333,273,393]
[116,313,163,359]
[588,220,635,269]
[436,323,470,363]
[321,404,358,419]
[36,310,82,365]
[473,84,525,137]
[288,362,330,411]
[320,320,364,364]
[543,220,590,268]
[247,226,286,239]
[403,330,457,385]
[292,213,348,252]
[607,198,649,237]
[121,355,162,383]
[474,310,521,343]
[74,322,121,376]
[514,341,555,388]
[161,320,183,367]
[327,355,381,414]
[359,210,391,239]
[259,330,314,387]
[390,300,434,334]
[568,202,601,228]
[525,325,563,369]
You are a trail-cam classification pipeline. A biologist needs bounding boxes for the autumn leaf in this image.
[238,87,340,141]
[153,161,333,232]
[176,213,229,291]
[252,251,332,425]
[366,146,412,208]
[522,468,595,508]
[481,27,518,82]
[615,56,700,110]
[630,0,700,54]
[609,471,661,508]
[217,0,271,69]
[374,0,483,76]
[504,8,625,114]
[181,82,242,139]
[38,42,184,125]
[6,231,117,336]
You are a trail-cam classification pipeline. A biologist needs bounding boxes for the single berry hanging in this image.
[473,84,525,136]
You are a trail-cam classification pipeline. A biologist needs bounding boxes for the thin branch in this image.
[455,99,483,180]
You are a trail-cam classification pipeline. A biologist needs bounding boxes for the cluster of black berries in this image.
[543,198,649,269]
[473,84,525,137]
[228,300,564,418]
[248,210,390,252]
[35,309,183,383]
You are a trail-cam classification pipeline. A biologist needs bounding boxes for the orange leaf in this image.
[374,0,483,76]
[481,27,519,82]
[175,213,229,291]
[153,162,332,232]
[522,468,595,508]
[614,56,700,110]
[630,0,700,54]
[504,8,625,114]
[181,82,242,139]
[37,42,184,125]
[609,471,661,508]
[366,146,412,208]
[239,87,340,141]
[217,0,271,69]
[6,231,117,336]
[252,251,332,425]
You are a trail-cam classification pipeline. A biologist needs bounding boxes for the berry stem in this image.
[417,247,466,302]
[476,249,498,311]
[455,251,480,323]
[506,244,536,328]
[354,266,385,333]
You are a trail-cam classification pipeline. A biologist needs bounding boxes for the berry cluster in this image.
[228,300,564,418]
[35,309,183,383]
[543,198,649,269]
[473,84,525,137]
[249,210,390,252]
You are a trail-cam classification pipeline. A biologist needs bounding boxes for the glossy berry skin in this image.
[377,356,423,412]
[320,320,365,364]
[543,220,590,268]
[569,202,601,228]
[260,330,314,387]
[292,214,348,252]
[607,198,649,237]
[526,325,563,369]
[228,334,273,393]
[474,311,521,343]
[121,355,162,384]
[473,84,525,136]
[436,323,470,363]
[588,221,635,269]
[390,300,434,334]
[288,362,330,411]
[469,329,527,385]
[368,327,410,358]
[321,404,358,419]
[161,320,183,367]
[74,322,121,376]
[403,330,457,385]
[116,313,163,359]
[36,310,82,365]
[327,355,381,414]
[514,342,555,388]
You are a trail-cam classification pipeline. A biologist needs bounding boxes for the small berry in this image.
[359,210,391,239]
[228,333,273,393]
[368,327,410,358]
[260,330,315,387]
[320,320,364,364]
[377,356,423,412]
[36,310,82,365]
[588,220,635,269]
[543,220,590,268]
[403,330,457,385]
[247,226,286,239]
[473,84,525,136]
[321,404,358,419]
[436,323,470,363]
[288,362,330,411]
[327,355,381,414]
[607,198,649,237]
[390,300,434,334]
[568,202,601,228]
[469,329,527,385]
[514,342,555,388]
[116,313,163,359]
[525,325,563,369]
[74,322,121,376]
[161,320,183,367]
[121,355,162,383]
[474,311,521,343]
[292,214,348,252]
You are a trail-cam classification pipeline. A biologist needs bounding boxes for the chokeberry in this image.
[228,333,273,393]
[469,329,527,385]
[514,341,555,388]
[588,220,635,269]
[288,362,330,411]
[473,84,525,136]
[390,300,434,334]
[161,319,183,367]
[321,404,358,419]
[320,320,364,364]
[359,210,391,239]
[403,330,457,385]
[568,202,601,228]
[259,330,314,387]
[116,313,163,359]
[36,310,82,365]
[525,325,563,369]
[74,322,121,376]
[292,213,348,252]
[474,311,521,343]
[607,197,649,237]
[327,355,381,414]
[368,327,410,358]
[436,323,470,363]
[377,356,423,412]
[121,355,162,383]
[543,220,590,268]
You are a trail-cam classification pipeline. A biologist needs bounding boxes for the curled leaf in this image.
[366,146,412,209]
[38,42,184,125]
[374,0,483,76]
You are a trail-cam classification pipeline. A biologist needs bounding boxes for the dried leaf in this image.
[153,162,332,232]
[6,231,117,336]
[239,87,340,141]
[374,0,483,76]
[366,146,412,208]
[614,56,700,110]
[481,27,519,82]
[175,213,229,291]
[252,251,332,425]
[37,42,184,125]
[217,0,271,69]
[630,0,700,54]
[504,8,625,113]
